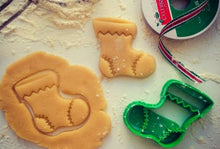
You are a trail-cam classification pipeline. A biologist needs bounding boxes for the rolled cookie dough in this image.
[0,52,111,149]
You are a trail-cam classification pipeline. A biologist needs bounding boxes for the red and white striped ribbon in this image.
[158,0,209,83]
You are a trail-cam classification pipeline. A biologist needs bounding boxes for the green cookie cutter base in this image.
[123,79,214,148]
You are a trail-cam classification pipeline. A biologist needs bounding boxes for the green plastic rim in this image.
[123,79,214,148]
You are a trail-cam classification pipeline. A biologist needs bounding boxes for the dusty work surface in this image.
[0,0,220,149]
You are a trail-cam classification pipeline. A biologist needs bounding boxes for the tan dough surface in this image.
[93,17,156,78]
[0,52,111,149]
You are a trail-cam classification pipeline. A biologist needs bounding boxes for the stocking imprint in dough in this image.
[0,52,111,149]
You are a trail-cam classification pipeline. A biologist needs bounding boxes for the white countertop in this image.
[0,0,220,149]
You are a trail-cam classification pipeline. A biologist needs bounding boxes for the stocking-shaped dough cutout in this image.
[93,17,156,78]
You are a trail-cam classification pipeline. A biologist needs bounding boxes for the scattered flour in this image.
[37,0,100,29]
[115,0,126,11]
[140,17,158,48]
[0,125,14,148]
[0,0,100,49]
[196,136,206,144]
[200,73,220,84]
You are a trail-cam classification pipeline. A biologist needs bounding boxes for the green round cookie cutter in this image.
[123,79,214,148]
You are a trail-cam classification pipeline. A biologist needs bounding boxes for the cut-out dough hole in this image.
[13,70,90,135]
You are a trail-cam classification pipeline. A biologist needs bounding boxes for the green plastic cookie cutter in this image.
[123,79,214,148]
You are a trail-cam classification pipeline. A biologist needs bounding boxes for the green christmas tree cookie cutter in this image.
[123,79,214,148]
